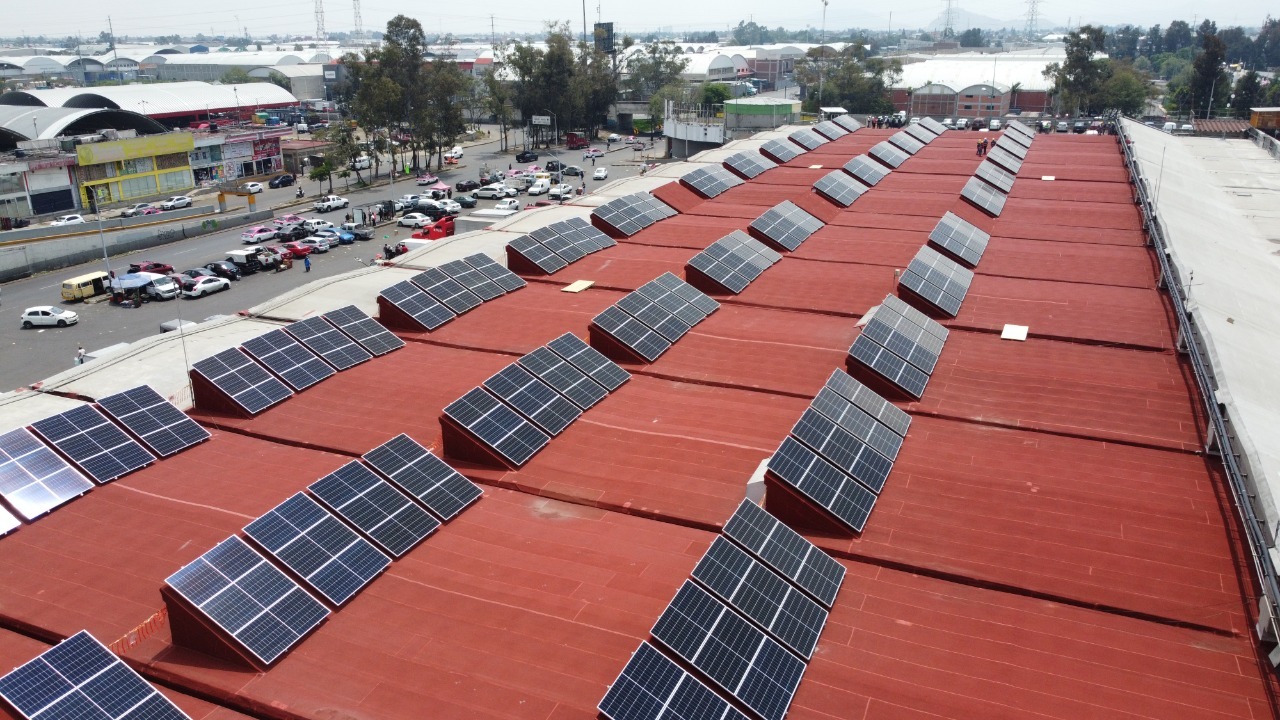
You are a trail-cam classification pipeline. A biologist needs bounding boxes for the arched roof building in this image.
[0,105,166,150]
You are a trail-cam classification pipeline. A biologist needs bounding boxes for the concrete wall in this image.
[0,209,274,282]
[0,205,211,243]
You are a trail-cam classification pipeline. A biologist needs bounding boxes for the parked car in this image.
[160,195,193,210]
[343,224,374,240]
[1072,120,1088,133]
[315,228,356,245]
[548,183,575,200]
[988,119,1003,131]
[562,165,585,177]
[545,160,565,172]
[398,213,429,227]
[241,226,277,244]
[475,184,517,199]
[494,199,521,211]
[21,306,78,329]
[582,147,605,159]
[455,179,480,192]
[456,194,478,209]
[204,260,242,280]
[437,199,461,214]
[593,167,609,180]
[268,174,295,188]
[275,222,309,241]
[273,213,306,226]
[51,215,85,226]
[303,218,335,232]
[239,182,264,194]
[516,150,539,163]
[279,241,312,258]
[120,203,153,217]
[299,236,331,253]
[183,276,231,298]
[955,118,970,130]
[607,133,621,142]
[181,268,218,280]
[138,207,162,215]
[443,146,463,160]
[128,261,175,275]
[1056,120,1069,132]
[349,156,371,171]
[394,195,423,211]
[313,195,349,212]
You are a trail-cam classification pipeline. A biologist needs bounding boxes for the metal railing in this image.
[1115,114,1280,645]
[1248,127,1280,162]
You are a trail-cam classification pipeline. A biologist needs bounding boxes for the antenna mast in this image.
[942,0,957,38]
[315,0,326,41]
[1024,0,1041,40]
[352,0,363,42]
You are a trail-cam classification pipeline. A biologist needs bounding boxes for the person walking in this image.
[74,345,85,366]
[303,255,311,272]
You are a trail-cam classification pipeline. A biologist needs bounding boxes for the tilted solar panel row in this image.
[899,245,975,317]
[380,253,527,330]
[680,165,745,199]
[686,230,782,294]
[591,273,719,363]
[507,216,618,274]
[748,201,824,252]
[592,192,677,237]
[847,294,951,399]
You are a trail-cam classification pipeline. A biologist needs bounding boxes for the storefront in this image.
[221,128,289,179]
[76,133,195,207]
[189,136,225,186]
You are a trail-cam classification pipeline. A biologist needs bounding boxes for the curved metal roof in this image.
[0,81,298,118]
[0,105,166,150]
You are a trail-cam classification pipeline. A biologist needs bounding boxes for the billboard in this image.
[531,115,552,126]
[594,22,615,54]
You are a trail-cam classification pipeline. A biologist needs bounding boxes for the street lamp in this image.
[817,0,828,110]
[543,108,558,148]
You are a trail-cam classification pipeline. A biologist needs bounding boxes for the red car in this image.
[128,260,174,275]
[279,241,312,258]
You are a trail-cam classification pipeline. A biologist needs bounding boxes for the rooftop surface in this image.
[0,122,1277,720]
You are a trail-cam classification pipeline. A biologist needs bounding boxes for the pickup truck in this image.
[313,195,349,212]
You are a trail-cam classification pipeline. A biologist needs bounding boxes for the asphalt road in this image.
[0,127,655,392]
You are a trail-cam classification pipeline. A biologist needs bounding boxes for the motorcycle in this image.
[295,187,304,198]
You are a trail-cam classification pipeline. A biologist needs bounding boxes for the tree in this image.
[308,160,334,194]
[220,68,253,84]
[1042,25,1107,115]
[701,83,731,105]
[1142,25,1163,56]
[1231,70,1262,119]
[265,71,291,92]
[623,41,689,100]
[1106,26,1140,60]
[1190,33,1227,118]
[958,29,986,48]
[794,49,898,113]
[480,67,513,150]
[571,47,620,139]
[1164,20,1193,52]
[731,21,771,45]
[1097,62,1151,115]
[1218,27,1254,66]
[1195,20,1218,46]
[648,82,687,130]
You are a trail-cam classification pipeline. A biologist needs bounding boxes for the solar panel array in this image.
[442,388,551,467]
[381,254,527,331]
[843,155,890,186]
[722,150,777,179]
[546,332,631,391]
[787,128,829,151]
[483,364,582,436]
[830,114,862,132]
[323,305,405,356]
[517,346,609,410]
[917,116,947,135]
[749,201,824,252]
[241,329,336,392]
[1004,123,1035,147]
[812,120,849,140]
[974,159,1016,193]
[192,348,293,415]
[887,131,925,155]
[599,642,750,720]
[363,433,484,518]
[903,122,937,145]
[284,315,373,371]
[165,536,330,665]
[591,274,718,362]
[869,140,910,168]
[651,581,805,720]
[507,217,618,275]
[686,230,782,294]
[244,492,391,606]
[722,499,846,607]
[768,436,878,532]
[97,385,210,458]
[380,280,456,331]
[792,403,896,490]
[899,245,975,317]
[0,631,191,720]
[680,166,745,199]
[822,368,913,438]
[463,252,529,292]
[928,212,990,267]
[309,460,440,557]
[30,405,155,484]
[759,138,802,163]
[411,267,482,315]
[592,193,677,237]
[0,428,93,520]
[813,170,868,207]
[994,135,1029,159]
[847,295,950,399]
[985,145,1023,174]
[960,175,1008,216]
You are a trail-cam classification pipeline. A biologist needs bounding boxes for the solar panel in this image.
[868,140,909,168]
[861,311,946,375]
[722,499,846,607]
[680,165,745,199]
[749,201,823,251]
[831,114,863,132]
[787,128,828,151]
[508,234,569,274]
[463,252,528,292]
[900,246,974,317]
[618,291,693,342]
[323,305,404,356]
[723,150,777,179]
[790,408,893,493]
[440,258,505,301]
[760,138,802,163]
[688,232,779,294]
[928,211,990,267]
[191,348,293,415]
[244,493,390,606]
[974,159,1016,193]
[96,385,210,458]
[0,506,18,536]
[887,131,925,155]
[309,460,439,557]
[810,386,903,461]
[362,433,484,518]
[411,267,483,315]
[165,536,329,665]
[1006,119,1035,137]
[30,405,156,484]
[379,280,457,331]
[903,123,937,145]
[960,176,1007,217]
[813,170,868,207]
[441,389,551,467]
[843,155,889,186]
[812,119,849,139]
[592,305,672,362]
[1004,125,1034,147]
[0,631,192,720]
[592,193,676,237]
[483,364,582,436]
[880,294,950,342]
[691,536,828,659]
[985,145,1023,174]
[822,369,912,438]
[546,333,631,391]
[768,437,878,532]
[994,135,1028,159]
[688,248,750,293]
[848,333,929,398]
[599,642,750,720]
[0,428,93,520]
[917,116,947,135]
[530,226,587,265]
[285,316,372,371]
[517,346,609,410]
[650,272,721,316]
[241,329,336,392]
[651,581,805,720]
[555,217,617,253]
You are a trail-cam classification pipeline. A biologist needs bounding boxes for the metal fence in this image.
[1248,127,1280,162]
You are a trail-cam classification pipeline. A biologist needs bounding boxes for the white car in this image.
[303,218,335,232]
[398,213,429,227]
[299,236,331,253]
[607,133,621,142]
[239,182,264,194]
[51,215,85,226]
[593,167,608,180]
[21,306,78,328]
[394,195,423,211]
[547,183,575,200]
[443,146,463,159]
[494,199,521,211]
[160,195,192,210]
[582,148,605,159]
[240,226,277,244]
[475,184,517,199]
[438,199,461,214]
[120,203,153,217]
[182,276,230,298]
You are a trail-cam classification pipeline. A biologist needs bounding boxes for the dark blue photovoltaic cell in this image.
[322,305,405,356]
[285,315,373,371]
[97,385,210,458]
[0,428,94,520]
[362,434,484,519]
[191,348,293,415]
[546,333,631,391]
[441,390,550,466]
[598,642,750,720]
[30,405,155,484]
[309,461,440,557]
[722,499,845,607]
[768,437,878,532]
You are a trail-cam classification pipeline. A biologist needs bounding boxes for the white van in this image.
[988,119,1003,131]
[350,155,371,170]
[1162,121,1177,132]
[528,179,551,195]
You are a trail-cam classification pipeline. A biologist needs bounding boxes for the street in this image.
[0,124,655,392]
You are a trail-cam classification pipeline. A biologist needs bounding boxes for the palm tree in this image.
[1009,82,1023,111]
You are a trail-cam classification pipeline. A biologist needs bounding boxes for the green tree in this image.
[265,71,291,92]
[419,43,471,170]
[1231,70,1262,119]
[1218,26,1253,66]
[480,67,514,151]
[1142,25,1163,56]
[1164,20,1193,52]
[795,49,898,113]
[1097,62,1151,115]
[623,41,689,100]
[220,67,253,84]
[571,47,620,138]
[958,29,985,47]
[1106,26,1141,60]
[308,160,334,194]
[731,21,772,45]
[701,83,731,104]
[1042,25,1107,115]
[648,82,687,130]
[1190,33,1228,118]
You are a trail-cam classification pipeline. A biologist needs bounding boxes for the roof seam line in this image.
[910,409,1206,456]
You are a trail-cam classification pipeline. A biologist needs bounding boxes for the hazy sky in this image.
[12,0,1275,40]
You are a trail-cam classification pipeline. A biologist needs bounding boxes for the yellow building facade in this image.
[76,134,195,207]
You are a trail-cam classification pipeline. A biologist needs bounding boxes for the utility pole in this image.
[352,0,362,43]
[315,0,326,42]
[107,16,117,65]
[490,15,496,48]
[582,0,588,46]
[817,0,828,110]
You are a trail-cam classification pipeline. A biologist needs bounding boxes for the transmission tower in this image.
[1024,0,1041,41]
[315,0,326,41]
[352,0,363,42]
[942,0,957,38]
